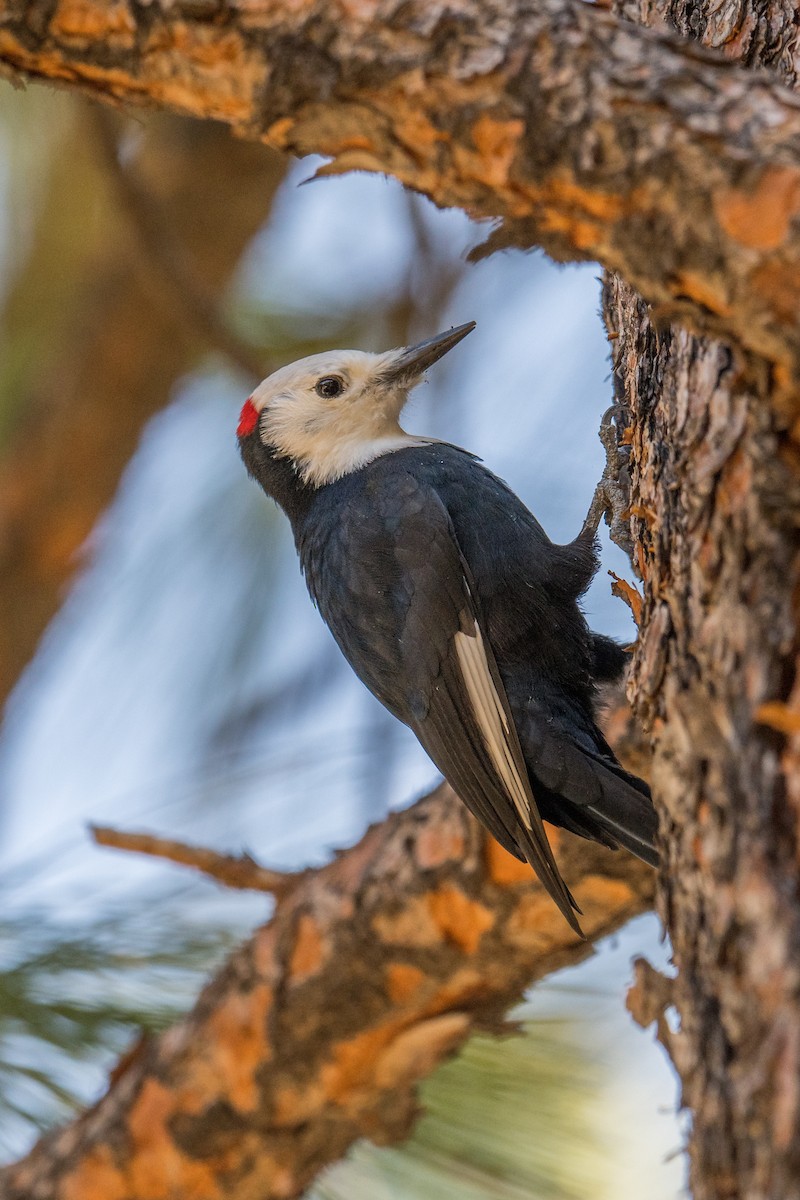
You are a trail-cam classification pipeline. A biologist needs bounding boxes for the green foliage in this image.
[312,1013,607,1200]
[0,899,236,1155]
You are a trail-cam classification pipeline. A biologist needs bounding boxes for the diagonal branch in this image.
[2,1,800,384]
[0,112,286,713]
[89,106,268,383]
[2,779,653,1200]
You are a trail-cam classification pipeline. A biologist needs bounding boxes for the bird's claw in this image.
[582,404,636,565]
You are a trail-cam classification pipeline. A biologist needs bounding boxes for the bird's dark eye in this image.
[315,376,344,399]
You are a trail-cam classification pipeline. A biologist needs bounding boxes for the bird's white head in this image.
[237,322,475,487]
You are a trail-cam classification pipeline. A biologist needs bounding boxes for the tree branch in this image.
[2,1,800,382]
[3,780,653,1200]
[89,825,305,897]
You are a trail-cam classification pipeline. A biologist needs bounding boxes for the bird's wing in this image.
[330,474,582,933]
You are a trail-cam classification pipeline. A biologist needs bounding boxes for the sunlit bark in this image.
[0,781,652,1200]
[2,2,800,383]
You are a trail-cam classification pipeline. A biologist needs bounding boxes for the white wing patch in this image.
[454,621,533,831]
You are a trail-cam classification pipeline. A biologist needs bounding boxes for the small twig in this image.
[90,106,267,383]
[89,824,302,897]
[755,701,800,736]
[608,570,644,626]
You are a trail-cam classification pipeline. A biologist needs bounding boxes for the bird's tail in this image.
[550,755,658,867]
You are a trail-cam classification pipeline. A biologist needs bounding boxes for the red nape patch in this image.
[237,397,259,438]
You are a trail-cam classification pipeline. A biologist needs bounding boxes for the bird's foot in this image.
[582,404,635,563]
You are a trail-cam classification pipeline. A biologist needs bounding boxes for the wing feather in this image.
[420,646,581,934]
[454,624,532,832]
[305,467,583,934]
[398,528,581,932]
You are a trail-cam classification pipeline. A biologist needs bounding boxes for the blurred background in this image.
[0,86,684,1197]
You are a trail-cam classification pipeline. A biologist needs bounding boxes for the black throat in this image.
[239,434,315,531]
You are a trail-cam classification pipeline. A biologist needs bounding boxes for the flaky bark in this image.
[0,111,282,710]
[605,1,800,1198]
[3,1,800,384]
[0,783,652,1200]
[612,288,800,1199]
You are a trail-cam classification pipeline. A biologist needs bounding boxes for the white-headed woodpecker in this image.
[238,323,657,933]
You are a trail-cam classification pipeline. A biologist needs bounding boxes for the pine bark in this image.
[3,1,800,381]
[608,2,800,1198]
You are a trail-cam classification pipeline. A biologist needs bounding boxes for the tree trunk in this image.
[608,2,800,1197]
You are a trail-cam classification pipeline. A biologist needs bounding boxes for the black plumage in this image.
[237,324,658,932]
[240,432,657,935]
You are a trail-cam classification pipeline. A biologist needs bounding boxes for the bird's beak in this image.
[381,322,476,386]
